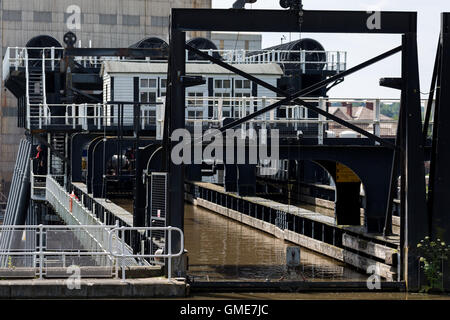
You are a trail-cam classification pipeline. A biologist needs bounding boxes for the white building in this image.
[100,61,283,125]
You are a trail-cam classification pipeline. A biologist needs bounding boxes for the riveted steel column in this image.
[166,29,186,277]
[402,32,428,291]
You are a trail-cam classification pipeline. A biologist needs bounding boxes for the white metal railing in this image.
[3,47,347,72]
[109,226,184,280]
[30,169,46,201]
[20,93,435,140]
[0,224,184,281]
[186,49,347,71]
[25,49,30,129]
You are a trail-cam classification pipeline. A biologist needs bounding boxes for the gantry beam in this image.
[172,9,417,34]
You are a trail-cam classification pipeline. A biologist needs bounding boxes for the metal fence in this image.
[18,96,426,140]
[0,225,184,281]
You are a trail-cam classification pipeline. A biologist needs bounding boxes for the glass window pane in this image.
[244,80,251,88]
[235,80,242,89]
[149,92,156,103]
[149,79,157,88]
[215,80,222,88]
[161,79,167,88]
[223,80,231,88]
[140,92,148,102]
[141,79,148,88]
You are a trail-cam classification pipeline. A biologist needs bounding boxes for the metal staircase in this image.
[25,50,48,129]
[0,139,31,267]
[49,133,66,183]
[27,70,43,127]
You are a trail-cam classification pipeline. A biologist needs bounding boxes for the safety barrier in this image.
[0,225,184,280]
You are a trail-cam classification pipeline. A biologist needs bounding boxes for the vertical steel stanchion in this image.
[39,224,43,279]
[168,226,172,281]
[121,227,125,281]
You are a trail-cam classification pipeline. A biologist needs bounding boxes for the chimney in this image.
[342,102,352,117]
[366,102,374,111]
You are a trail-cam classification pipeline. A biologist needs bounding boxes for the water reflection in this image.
[184,204,366,282]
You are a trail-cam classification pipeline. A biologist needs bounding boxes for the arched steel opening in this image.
[186,37,222,61]
[129,37,169,60]
[26,35,63,60]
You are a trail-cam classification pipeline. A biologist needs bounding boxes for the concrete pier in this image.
[0,278,187,299]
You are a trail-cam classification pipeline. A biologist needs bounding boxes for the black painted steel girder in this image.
[185,44,401,149]
[172,9,417,34]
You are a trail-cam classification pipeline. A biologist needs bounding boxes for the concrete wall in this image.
[0,0,212,195]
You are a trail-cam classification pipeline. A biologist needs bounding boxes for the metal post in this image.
[374,99,381,144]
[25,50,30,129]
[39,224,43,279]
[168,226,172,281]
[72,103,76,129]
[402,32,428,291]
[51,47,55,71]
[121,227,125,281]
[318,97,325,145]
[39,103,42,129]
[166,29,186,278]
[337,51,341,72]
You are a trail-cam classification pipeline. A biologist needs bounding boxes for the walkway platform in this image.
[72,182,134,226]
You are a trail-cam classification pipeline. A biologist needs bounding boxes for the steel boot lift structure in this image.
[165,7,430,290]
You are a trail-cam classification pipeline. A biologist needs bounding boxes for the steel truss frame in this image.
[167,8,428,290]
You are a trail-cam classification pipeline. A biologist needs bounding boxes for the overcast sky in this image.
[212,0,450,99]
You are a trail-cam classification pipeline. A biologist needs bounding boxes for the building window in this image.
[235,79,251,89]
[3,10,22,22]
[187,92,204,106]
[214,79,231,89]
[234,78,253,118]
[99,14,117,25]
[33,11,52,23]
[140,77,159,104]
[160,78,167,97]
[123,15,140,26]
[151,16,169,28]
[187,92,205,119]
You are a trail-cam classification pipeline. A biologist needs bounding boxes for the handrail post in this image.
[39,103,42,129]
[318,97,326,145]
[42,50,47,108]
[51,47,55,71]
[337,51,341,72]
[39,224,43,279]
[72,103,76,129]
[121,227,125,281]
[25,49,30,129]
[96,103,101,130]
[374,98,381,144]
[168,226,172,281]
[30,159,34,198]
